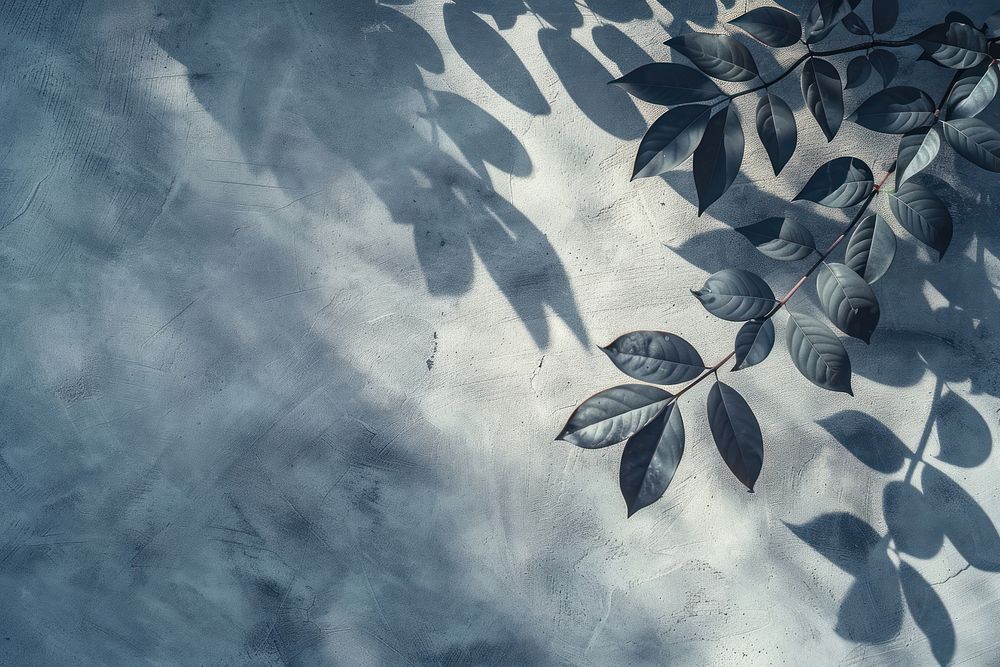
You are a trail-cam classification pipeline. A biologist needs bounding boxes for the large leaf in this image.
[665,33,759,82]
[619,401,684,516]
[896,126,941,188]
[941,117,1000,172]
[801,57,844,141]
[816,262,881,342]
[706,382,763,491]
[736,217,814,261]
[756,93,797,175]
[945,61,999,119]
[729,7,802,47]
[732,318,775,371]
[868,49,898,87]
[691,268,775,321]
[611,63,722,106]
[871,0,898,34]
[911,22,988,70]
[794,157,873,208]
[692,104,744,215]
[785,310,853,394]
[600,331,705,384]
[558,384,673,449]
[844,214,896,284]
[632,105,712,179]
[845,55,872,89]
[887,181,953,258]
[847,86,936,134]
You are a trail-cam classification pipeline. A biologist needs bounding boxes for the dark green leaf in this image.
[632,105,712,179]
[941,117,1000,172]
[665,33,759,82]
[888,181,953,258]
[845,214,896,284]
[801,57,844,141]
[736,217,814,261]
[558,384,673,449]
[847,86,936,134]
[845,55,872,89]
[871,0,898,34]
[691,268,775,321]
[896,126,941,188]
[794,156,873,208]
[946,62,999,120]
[692,104,744,215]
[707,381,763,491]
[816,262,881,342]
[911,22,988,70]
[785,310,853,394]
[601,331,705,384]
[898,563,956,666]
[842,12,869,36]
[756,93,797,175]
[611,63,722,106]
[868,49,898,87]
[729,7,802,47]
[733,319,775,371]
[620,401,684,517]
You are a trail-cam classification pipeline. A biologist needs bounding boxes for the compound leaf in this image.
[707,381,763,491]
[620,401,684,516]
[888,181,953,258]
[794,156,873,208]
[611,63,722,105]
[693,104,745,215]
[692,268,776,321]
[633,105,712,179]
[736,217,815,261]
[665,32,759,82]
[844,214,896,284]
[729,7,802,47]
[786,310,853,394]
[558,384,673,449]
[801,57,844,141]
[848,86,936,134]
[816,262,881,342]
[733,318,775,371]
[756,93,797,175]
[601,331,705,385]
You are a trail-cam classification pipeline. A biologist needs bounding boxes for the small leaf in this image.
[620,401,684,517]
[871,0,898,34]
[736,217,814,261]
[632,105,712,179]
[756,93,797,175]
[887,181,953,258]
[896,126,941,188]
[601,331,705,384]
[691,268,775,321]
[842,12,869,36]
[558,384,673,449]
[867,49,898,87]
[692,104,745,215]
[801,57,844,141]
[794,156,873,208]
[665,33,759,82]
[611,63,723,106]
[816,262,881,342]
[941,117,1000,172]
[845,55,872,90]
[848,86,936,134]
[911,22,988,70]
[946,61,999,120]
[845,214,896,284]
[733,319,775,371]
[706,381,763,491]
[729,7,802,47]
[785,310,853,394]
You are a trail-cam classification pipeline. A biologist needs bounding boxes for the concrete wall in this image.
[0,0,998,663]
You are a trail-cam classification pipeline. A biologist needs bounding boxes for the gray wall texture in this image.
[1,0,999,664]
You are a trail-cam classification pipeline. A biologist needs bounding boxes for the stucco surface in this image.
[1,0,998,664]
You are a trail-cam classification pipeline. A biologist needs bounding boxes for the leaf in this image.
[883,482,943,558]
[922,464,1000,571]
[941,117,1000,172]
[611,63,722,106]
[944,11,975,27]
[871,0,898,34]
[842,12,869,36]
[692,104,744,215]
[935,389,992,468]
[835,553,902,643]
[732,319,775,371]
[632,105,712,179]
[847,86,936,134]
[845,55,872,90]
[898,563,956,667]
[801,57,844,141]
[987,11,1000,39]
[558,384,673,449]
[845,214,896,284]
[729,7,802,47]
[794,156,873,208]
[706,381,763,491]
[887,181,953,258]
[804,3,837,44]
[818,410,909,473]
[952,69,999,126]
[691,268,775,321]
[787,513,881,574]
[665,33,759,82]
[868,49,898,87]
[755,93,797,175]
[911,22,988,70]
[620,401,684,516]
[896,126,941,188]
[816,0,861,27]
[816,262,881,342]
[600,331,705,384]
[736,217,814,261]
[785,310,853,394]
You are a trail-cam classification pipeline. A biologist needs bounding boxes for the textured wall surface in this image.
[1,0,998,664]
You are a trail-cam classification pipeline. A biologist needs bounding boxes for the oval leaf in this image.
[733,318,775,371]
[794,156,873,208]
[842,12,869,36]
[848,86,936,134]
[736,217,814,261]
[611,63,722,106]
[871,0,898,34]
[601,331,705,385]
[845,214,896,284]
[785,310,853,394]
[692,104,745,215]
[707,381,763,491]
[888,181,953,258]
[941,117,1000,172]
[896,126,941,188]
[691,268,775,321]
[632,105,712,179]
[868,49,898,87]
[729,7,802,47]
[845,55,872,90]
[801,57,844,141]
[946,61,999,119]
[898,562,956,667]
[620,401,684,517]
[665,33,759,82]
[558,384,673,449]
[912,22,988,70]
[756,93,797,175]
[816,262,881,342]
